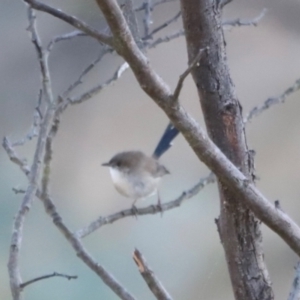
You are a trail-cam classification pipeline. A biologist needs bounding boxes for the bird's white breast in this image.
[109,167,160,200]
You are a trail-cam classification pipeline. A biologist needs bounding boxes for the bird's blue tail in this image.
[153,123,179,158]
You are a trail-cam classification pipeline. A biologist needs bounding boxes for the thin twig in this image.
[7,7,56,300]
[148,29,185,48]
[2,137,30,175]
[288,261,300,300]
[23,0,114,47]
[47,31,87,52]
[135,0,177,11]
[143,0,152,37]
[244,78,300,123]
[76,173,215,238]
[133,249,173,300]
[173,47,207,101]
[12,187,26,195]
[40,195,137,300]
[69,62,129,104]
[218,0,233,9]
[143,11,182,40]
[20,272,78,289]
[62,47,112,98]
[222,9,267,29]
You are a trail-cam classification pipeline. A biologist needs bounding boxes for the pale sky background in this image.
[1,0,300,299]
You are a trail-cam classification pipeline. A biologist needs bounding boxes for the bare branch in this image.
[244,78,300,123]
[135,0,177,11]
[47,31,87,52]
[143,11,182,40]
[69,62,129,104]
[12,187,26,195]
[2,137,30,175]
[23,0,114,47]
[27,8,53,105]
[217,0,233,9]
[7,7,57,300]
[148,29,185,48]
[76,173,215,238]
[173,47,207,101]
[222,9,267,29]
[20,272,77,289]
[133,249,173,300]
[288,262,300,300]
[62,47,112,98]
[40,195,136,300]
[122,0,143,49]
[143,0,152,37]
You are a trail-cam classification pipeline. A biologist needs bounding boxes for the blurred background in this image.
[1,0,300,299]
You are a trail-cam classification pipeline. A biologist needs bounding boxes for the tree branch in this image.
[143,11,182,40]
[20,272,77,289]
[7,7,56,300]
[288,261,300,300]
[76,173,215,238]
[222,9,267,29]
[133,249,173,300]
[69,62,129,104]
[23,0,114,47]
[244,78,300,123]
[172,47,206,101]
[40,195,137,300]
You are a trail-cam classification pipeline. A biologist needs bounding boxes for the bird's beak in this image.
[101,162,110,167]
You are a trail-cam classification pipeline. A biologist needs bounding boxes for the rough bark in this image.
[180,0,273,299]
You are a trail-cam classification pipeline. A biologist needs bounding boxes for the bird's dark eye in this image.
[115,161,121,167]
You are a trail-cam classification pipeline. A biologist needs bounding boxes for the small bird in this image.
[102,151,169,208]
[102,123,179,209]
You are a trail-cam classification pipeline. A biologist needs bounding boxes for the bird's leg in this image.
[131,199,138,218]
[157,191,163,217]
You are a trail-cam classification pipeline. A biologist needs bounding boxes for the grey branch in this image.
[143,0,152,37]
[133,249,173,300]
[288,261,300,300]
[2,137,30,175]
[173,47,207,101]
[76,173,215,238]
[20,272,78,289]
[40,195,136,300]
[69,62,129,104]
[23,0,114,47]
[222,9,267,28]
[143,11,182,40]
[62,46,112,98]
[244,78,300,123]
[135,0,177,11]
[148,29,185,48]
[7,7,56,300]
[47,31,87,52]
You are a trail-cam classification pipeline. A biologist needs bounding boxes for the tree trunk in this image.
[180,0,273,299]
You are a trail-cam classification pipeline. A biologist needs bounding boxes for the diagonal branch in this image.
[244,78,300,123]
[7,7,56,300]
[288,261,300,300]
[40,195,137,300]
[23,0,114,47]
[222,9,267,29]
[173,47,206,101]
[143,11,182,40]
[76,173,215,238]
[133,249,173,300]
[20,272,77,289]
[69,62,129,104]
